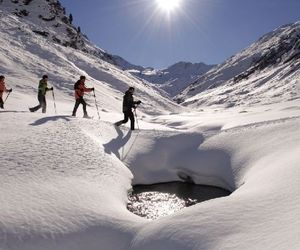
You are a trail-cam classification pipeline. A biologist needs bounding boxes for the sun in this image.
[156,0,182,12]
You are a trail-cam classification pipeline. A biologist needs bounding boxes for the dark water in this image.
[127,182,231,220]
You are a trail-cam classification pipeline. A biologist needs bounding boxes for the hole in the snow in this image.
[127,181,231,220]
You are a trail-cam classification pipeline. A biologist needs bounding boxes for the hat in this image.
[42,75,48,79]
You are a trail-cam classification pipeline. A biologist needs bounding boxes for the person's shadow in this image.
[29,115,71,126]
[103,126,132,160]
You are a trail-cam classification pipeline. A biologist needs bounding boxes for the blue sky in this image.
[60,0,300,69]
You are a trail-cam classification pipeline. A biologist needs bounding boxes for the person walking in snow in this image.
[0,75,12,109]
[72,75,94,118]
[29,75,53,113]
[115,87,141,130]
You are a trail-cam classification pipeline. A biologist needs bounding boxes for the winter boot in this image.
[83,113,92,119]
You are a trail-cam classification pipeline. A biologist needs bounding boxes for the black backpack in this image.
[74,80,80,90]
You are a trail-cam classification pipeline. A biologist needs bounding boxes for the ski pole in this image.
[4,91,11,103]
[93,89,101,120]
[134,108,140,130]
[52,89,57,114]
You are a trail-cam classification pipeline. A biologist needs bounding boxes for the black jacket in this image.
[123,90,136,112]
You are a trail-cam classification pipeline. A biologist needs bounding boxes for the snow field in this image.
[1,95,300,249]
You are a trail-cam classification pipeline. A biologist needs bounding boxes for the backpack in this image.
[74,80,81,90]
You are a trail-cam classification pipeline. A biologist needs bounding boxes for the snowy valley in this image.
[0,1,300,250]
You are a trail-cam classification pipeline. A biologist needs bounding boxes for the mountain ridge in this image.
[122,61,214,97]
[175,21,300,108]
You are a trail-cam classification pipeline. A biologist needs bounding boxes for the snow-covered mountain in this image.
[176,22,300,108]
[0,0,120,64]
[124,62,214,97]
[0,0,181,115]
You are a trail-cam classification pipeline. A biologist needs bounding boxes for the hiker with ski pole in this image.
[115,87,141,130]
[0,75,13,109]
[29,75,53,113]
[72,75,94,118]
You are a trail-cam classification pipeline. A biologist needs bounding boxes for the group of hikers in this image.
[0,74,142,130]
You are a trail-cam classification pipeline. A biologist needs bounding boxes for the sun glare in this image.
[156,0,181,12]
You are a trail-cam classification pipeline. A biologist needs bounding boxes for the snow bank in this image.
[0,113,145,250]
[128,111,300,250]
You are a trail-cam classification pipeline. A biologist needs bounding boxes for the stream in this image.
[127,181,231,220]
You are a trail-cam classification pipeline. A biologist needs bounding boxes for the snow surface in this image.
[1,2,300,250]
[2,95,300,250]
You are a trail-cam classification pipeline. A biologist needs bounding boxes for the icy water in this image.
[127,182,231,220]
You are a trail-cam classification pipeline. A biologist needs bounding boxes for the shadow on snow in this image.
[103,126,140,160]
[29,115,71,126]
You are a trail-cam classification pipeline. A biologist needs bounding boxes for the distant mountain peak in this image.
[118,61,215,97]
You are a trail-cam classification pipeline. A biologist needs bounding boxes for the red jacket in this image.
[74,80,92,100]
[0,80,8,98]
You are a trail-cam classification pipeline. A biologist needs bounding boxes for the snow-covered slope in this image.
[125,62,214,97]
[176,22,300,108]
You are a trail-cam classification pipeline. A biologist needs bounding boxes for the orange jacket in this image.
[0,80,8,98]
[74,80,92,99]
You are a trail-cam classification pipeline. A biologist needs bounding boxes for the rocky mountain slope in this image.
[0,0,120,63]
